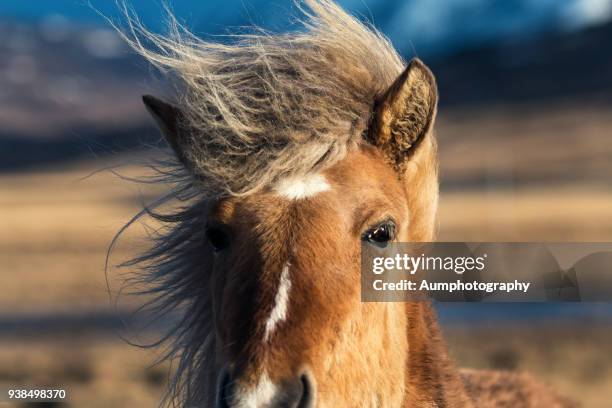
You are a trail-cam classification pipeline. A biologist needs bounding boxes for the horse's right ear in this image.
[367,59,438,176]
[142,95,192,170]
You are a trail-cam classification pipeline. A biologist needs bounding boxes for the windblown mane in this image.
[122,0,404,196]
[114,1,406,405]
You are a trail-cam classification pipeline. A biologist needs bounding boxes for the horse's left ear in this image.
[367,58,438,174]
[142,95,195,172]
[143,95,184,140]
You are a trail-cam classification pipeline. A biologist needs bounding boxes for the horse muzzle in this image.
[216,368,316,408]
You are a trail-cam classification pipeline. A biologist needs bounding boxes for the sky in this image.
[0,0,611,57]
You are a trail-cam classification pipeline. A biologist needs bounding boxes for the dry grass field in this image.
[0,338,168,408]
[1,103,611,407]
[446,324,612,408]
[0,159,161,313]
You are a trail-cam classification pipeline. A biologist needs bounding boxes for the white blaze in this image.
[264,263,292,342]
[235,372,277,408]
[233,265,291,406]
[274,173,330,199]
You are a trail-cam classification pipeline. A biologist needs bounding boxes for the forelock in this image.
[121,0,404,196]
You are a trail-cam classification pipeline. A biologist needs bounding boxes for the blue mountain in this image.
[1,0,611,57]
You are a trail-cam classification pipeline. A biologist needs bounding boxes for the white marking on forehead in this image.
[264,263,292,342]
[274,173,330,199]
[234,371,277,407]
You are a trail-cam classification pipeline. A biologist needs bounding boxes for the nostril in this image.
[216,369,232,408]
[297,372,315,408]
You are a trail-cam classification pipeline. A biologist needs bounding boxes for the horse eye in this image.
[205,226,231,252]
[363,221,396,246]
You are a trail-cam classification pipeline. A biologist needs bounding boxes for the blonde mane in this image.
[121,0,404,195]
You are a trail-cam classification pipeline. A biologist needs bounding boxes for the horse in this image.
[120,1,576,406]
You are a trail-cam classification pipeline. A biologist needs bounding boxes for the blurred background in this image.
[1,0,611,406]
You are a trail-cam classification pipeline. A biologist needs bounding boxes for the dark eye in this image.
[205,225,231,252]
[363,221,396,246]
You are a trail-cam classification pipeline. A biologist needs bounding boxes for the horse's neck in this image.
[403,302,474,408]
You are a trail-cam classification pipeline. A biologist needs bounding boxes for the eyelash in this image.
[362,218,397,244]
